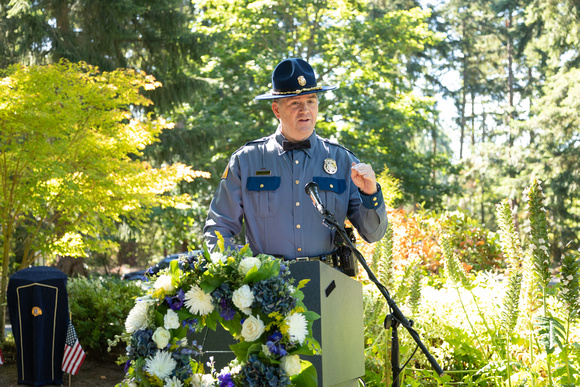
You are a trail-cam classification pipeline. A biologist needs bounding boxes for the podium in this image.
[7,266,69,386]
[193,261,364,387]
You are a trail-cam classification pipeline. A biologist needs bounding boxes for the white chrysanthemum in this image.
[125,301,150,333]
[164,309,181,330]
[184,285,215,315]
[285,313,308,344]
[164,376,183,387]
[232,284,254,311]
[145,350,177,380]
[239,257,261,276]
[210,252,226,265]
[154,274,175,293]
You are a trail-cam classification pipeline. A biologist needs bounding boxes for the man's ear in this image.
[272,101,281,119]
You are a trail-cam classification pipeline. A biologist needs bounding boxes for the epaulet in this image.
[231,136,270,156]
[319,136,356,156]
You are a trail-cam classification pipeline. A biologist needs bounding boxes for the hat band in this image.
[272,86,323,95]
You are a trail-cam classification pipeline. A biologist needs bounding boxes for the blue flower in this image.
[212,283,236,321]
[127,329,156,360]
[252,276,296,316]
[218,373,235,387]
[166,288,185,311]
[182,318,198,333]
[241,354,291,386]
[265,331,288,357]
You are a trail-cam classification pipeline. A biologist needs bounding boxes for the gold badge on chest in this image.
[323,158,337,175]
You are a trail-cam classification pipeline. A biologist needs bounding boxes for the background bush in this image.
[67,276,141,360]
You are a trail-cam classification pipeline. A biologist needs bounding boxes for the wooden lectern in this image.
[193,261,365,387]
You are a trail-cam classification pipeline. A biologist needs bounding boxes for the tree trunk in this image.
[507,12,515,147]
[460,18,468,160]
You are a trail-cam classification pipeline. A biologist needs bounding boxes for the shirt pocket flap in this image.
[247,176,281,191]
[313,177,346,194]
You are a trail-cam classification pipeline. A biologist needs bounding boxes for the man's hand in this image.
[351,162,378,195]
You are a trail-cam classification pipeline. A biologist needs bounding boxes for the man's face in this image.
[272,93,319,142]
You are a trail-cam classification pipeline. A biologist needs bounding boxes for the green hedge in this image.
[67,276,142,360]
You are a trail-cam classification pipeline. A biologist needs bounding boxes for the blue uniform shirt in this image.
[204,127,388,259]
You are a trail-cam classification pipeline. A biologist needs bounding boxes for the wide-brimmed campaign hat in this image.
[255,58,338,100]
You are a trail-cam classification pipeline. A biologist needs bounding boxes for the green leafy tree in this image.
[180,1,457,209]
[0,60,207,339]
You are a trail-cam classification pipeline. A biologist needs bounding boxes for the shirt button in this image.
[296,202,300,206]
[373,197,377,201]
[295,160,299,164]
[330,184,334,188]
[297,248,302,252]
[260,184,264,188]
[374,202,378,206]
[295,180,299,185]
[296,224,301,229]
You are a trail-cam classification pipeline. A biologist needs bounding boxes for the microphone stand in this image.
[318,209,444,386]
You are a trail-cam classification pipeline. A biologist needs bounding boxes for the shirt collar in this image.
[275,125,317,157]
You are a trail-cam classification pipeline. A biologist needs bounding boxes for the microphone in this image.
[305,182,327,216]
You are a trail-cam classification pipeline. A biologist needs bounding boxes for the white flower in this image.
[125,301,150,333]
[540,245,549,252]
[562,288,569,294]
[145,350,177,380]
[280,354,302,376]
[210,252,226,265]
[126,381,138,387]
[568,275,574,281]
[239,257,261,276]
[164,376,183,387]
[241,315,265,342]
[528,244,536,251]
[152,327,171,348]
[154,275,175,293]
[539,238,545,244]
[164,309,181,330]
[232,284,254,312]
[192,374,215,387]
[285,313,308,344]
[184,285,215,315]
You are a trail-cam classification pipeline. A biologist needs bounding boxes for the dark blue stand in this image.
[7,266,69,386]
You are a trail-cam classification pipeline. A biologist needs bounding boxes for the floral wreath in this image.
[114,234,321,387]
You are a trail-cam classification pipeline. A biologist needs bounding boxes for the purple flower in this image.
[166,288,185,311]
[182,318,198,333]
[219,298,236,321]
[212,283,236,321]
[265,331,287,357]
[218,373,235,387]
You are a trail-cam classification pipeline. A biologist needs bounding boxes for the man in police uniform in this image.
[204,58,388,261]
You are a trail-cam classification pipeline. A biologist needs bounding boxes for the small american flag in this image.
[0,347,4,365]
[61,320,86,375]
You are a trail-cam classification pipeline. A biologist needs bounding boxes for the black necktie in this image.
[283,139,311,151]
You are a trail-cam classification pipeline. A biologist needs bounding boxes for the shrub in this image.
[67,276,141,360]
